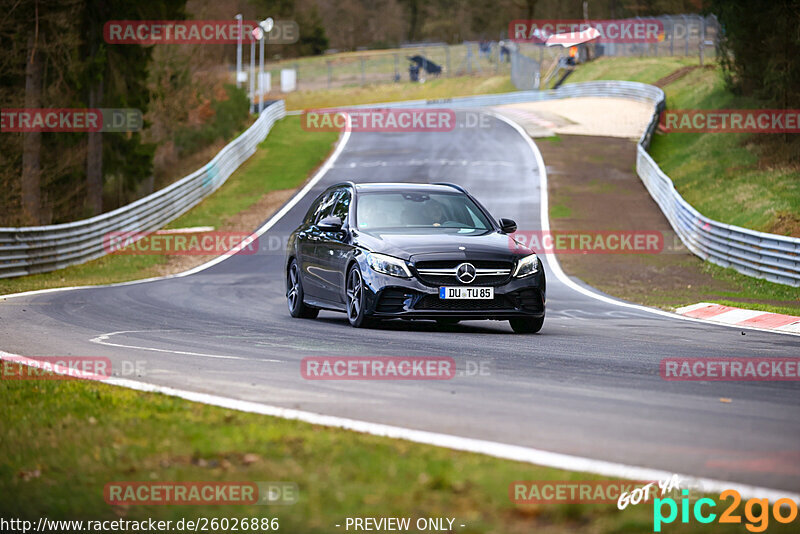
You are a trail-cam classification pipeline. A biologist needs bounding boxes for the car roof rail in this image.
[330,181,357,190]
[431,182,468,194]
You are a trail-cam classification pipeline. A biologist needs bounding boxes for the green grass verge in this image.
[284,76,515,110]
[600,253,800,316]
[550,204,572,219]
[3,378,792,533]
[692,261,800,316]
[0,119,337,296]
[567,56,700,85]
[539,135,562,143]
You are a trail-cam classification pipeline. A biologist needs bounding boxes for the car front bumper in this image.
[359,267,546,320]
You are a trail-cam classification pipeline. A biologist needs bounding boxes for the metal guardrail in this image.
[0,101,286,279]
[340,80,800,287]
[341,80,664,110]
[3,81,798,286]
[636,145,800,288]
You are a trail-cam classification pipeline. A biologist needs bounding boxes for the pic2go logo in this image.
[653,489,798,532]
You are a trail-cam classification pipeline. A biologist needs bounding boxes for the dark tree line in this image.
[313,0,703,49]
[1,0,185,226]
[1,0,333,225]
[710,0,800,108]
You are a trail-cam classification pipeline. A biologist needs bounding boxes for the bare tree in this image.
[21,32,43,225]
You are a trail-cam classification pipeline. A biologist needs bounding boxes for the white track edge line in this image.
[89,331,280,363]
[488,111,800,338]
[1,351,796,503]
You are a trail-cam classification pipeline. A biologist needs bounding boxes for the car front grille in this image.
[413,260,513,286]
[414,294,513,311]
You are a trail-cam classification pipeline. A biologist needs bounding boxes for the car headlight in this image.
[513,253,539,278]
[366,252,412,278]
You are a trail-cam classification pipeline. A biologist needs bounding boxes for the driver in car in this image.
[427,200,447,226]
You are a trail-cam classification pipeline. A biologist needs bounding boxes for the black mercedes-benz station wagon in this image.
[285,182,546,333]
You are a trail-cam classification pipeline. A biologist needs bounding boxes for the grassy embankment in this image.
[3,377,794,533]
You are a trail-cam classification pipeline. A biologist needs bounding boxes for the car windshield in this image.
[355,191,493,232]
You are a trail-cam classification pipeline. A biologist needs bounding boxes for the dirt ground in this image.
[495,97,654,138]
[538,135,798,311]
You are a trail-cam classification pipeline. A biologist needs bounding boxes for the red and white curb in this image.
[676,303,800,334]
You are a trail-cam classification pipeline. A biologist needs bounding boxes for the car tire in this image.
[509,316,544,334]
[346,264,373,328]
[287,259,319,319]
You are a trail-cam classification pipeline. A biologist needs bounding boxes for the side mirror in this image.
[499,218,517,233]
[318,215,343,232]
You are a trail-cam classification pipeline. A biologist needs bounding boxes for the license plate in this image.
[439,287,494,299]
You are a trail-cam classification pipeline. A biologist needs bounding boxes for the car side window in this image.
[331,189,351,224]
[312,190,340,225]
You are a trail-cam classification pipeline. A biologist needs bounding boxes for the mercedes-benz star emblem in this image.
[456,262,476,284]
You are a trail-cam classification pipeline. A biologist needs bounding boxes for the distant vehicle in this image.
[285,182,546,333]
[409,63,420,82]
[407,55,443,76]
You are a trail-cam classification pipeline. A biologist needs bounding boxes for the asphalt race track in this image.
[2,111,799,494]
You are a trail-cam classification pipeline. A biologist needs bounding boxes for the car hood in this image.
[356,230,531,262]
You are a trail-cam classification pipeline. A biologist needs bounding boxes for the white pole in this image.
[235,14,242,88]
[257,19,274,113]
[258,33,265,112]
[249,38,255,112]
